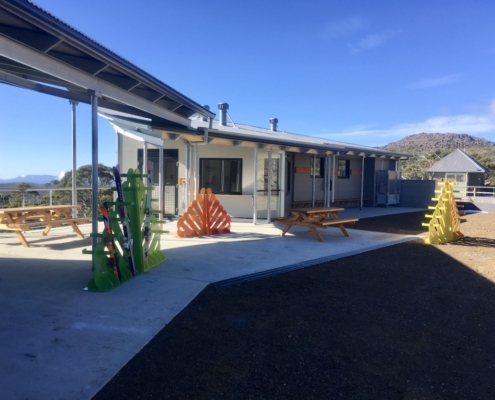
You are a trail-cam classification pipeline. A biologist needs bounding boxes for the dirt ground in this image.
[93,211,495,400]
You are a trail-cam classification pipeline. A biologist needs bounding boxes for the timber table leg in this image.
[336,223,350,237]
[309,227,324,242]
[280,224,292,236]
[69,222,85,239]
[14,231,29,247]
[42,225,52,236]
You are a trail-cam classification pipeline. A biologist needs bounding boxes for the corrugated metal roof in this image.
[427,149,489,173]
[0,0,215,122]
[191,119,411,157]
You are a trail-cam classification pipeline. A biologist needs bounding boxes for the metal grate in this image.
[164,185,176,215]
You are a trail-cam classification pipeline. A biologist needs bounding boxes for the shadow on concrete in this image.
[449,236,495,248]
[94,240,495,399]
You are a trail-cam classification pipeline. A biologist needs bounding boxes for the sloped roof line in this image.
[1,0,215,119]
[427,148,490,173]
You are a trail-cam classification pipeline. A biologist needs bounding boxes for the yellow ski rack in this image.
[423,180,464,245]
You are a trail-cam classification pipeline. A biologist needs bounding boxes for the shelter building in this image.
[427,149,489,194]
[0,0,410,225]
[107,102,410,220]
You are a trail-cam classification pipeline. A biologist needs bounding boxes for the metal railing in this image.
[464,186,495,198]
[0,186,113,217]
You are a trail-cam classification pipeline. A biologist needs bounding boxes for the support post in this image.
[279,151,285,217]
[311,154,316,207]
[185,142,190,209]
[267,150,272,223]
[143,142,148,185]
[90,92,99,256]
[158,144,164,221]
[70,100,78,218]
[360,156,365,210]
[332,155,336,203]
[253,148,258,225]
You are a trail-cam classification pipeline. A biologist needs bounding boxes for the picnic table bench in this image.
[291,198,370,209]
[0,205,90,247]
[274,207,359,242]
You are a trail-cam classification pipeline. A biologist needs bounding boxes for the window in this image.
[310,157,325,178]
[200,158,242,194]
[338,159,350,179]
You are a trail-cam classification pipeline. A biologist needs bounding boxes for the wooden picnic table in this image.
[274,207,359,242]
[0,205,90,247]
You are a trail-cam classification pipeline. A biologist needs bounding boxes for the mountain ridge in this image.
[0,174,58,185]
[378,133,495,155]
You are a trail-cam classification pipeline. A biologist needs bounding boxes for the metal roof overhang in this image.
[0,0,215,126]
[109,117,410,159]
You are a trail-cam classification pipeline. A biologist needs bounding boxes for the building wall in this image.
[196,144,256,218]
[400,180,436,208]
[334,156,362,199]
[119,133,407,217]
[468,172,485,187]
[293,153,326,201]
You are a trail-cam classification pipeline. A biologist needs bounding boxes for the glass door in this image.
[256,150,282,219]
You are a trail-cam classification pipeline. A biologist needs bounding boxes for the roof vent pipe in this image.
[218,102,229,126]
[270,118,278,132]
[202,105,210,122]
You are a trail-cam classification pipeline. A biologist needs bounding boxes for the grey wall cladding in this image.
[401,180,436,208]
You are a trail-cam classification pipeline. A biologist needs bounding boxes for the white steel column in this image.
[267,150,272,223]
[331,155,336,203]
[279,151,285,217]
[253,148,258,225]
[325,155,330,207]
[185,142,190,208]
[143,142,148,185]
[311,154,316,207]
[360,156,365,210]
[158,144,164,221]
[70,100,78,218]
[90,92,99,255]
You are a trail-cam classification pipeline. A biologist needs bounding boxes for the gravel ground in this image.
[93,211,495,400]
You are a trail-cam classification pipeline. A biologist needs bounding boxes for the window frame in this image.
[199,158,243,195]
[337,159,350,179]
[310,156,325,178]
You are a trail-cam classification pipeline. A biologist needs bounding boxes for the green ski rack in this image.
[84,168,167,291]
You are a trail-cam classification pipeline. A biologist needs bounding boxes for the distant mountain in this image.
[378,133,495,156]
[0,175,58,185]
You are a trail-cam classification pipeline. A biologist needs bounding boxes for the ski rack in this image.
[176,187,231,238]
[84,168,167,292]
[422,180,464,245]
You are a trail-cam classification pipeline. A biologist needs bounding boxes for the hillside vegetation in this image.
[378,133,495,183]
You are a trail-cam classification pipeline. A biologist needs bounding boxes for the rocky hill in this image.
[378,133,495,156]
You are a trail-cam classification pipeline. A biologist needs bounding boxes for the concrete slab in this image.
[0,207,425,399]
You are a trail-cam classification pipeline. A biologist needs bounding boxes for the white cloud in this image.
[58,170,65,179]
[323,16,366,38]
[407,74,461,89]
[348,30,398,55]
[489,99,495,115]
[322,113,495,146]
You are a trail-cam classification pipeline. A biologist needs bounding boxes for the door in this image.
[138,149,179,216]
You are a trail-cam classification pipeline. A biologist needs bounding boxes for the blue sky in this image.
[1,0,495,179]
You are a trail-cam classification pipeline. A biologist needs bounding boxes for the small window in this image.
[338,159,350,179]
[200,158,242,195]
[310,157,325,178]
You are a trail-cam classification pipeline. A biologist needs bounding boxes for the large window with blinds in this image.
[199,158,242,194]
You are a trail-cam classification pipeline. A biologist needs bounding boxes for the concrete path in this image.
[0,207,424,399]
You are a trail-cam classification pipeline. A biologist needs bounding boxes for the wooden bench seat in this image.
[331,198,370,206]
[0,217,91,247]
[290,200,324,208]
[318,218,359,227]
